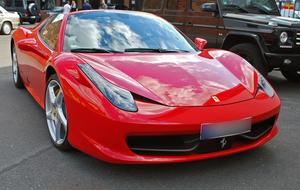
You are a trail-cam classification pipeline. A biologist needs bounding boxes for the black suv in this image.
[1,0,40,24]
[140,0,300,81]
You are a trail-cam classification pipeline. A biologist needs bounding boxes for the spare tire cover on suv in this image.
[28,3,38,15]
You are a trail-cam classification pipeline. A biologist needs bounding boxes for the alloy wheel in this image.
[2,23,11,35]
[12,47,18,84]
[45,80,68,145]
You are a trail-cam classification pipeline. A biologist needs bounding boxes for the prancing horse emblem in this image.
[212,96,220,103]
[220,138,227,149]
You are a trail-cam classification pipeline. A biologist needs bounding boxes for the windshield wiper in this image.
[223,4,249,13]
[70,48,122,53]
[124,48,190,53]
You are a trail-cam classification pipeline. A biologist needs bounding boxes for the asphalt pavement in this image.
[0,35,300,190]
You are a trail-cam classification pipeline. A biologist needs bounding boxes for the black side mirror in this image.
[202,3,218,13]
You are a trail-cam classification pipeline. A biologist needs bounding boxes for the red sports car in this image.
[11,10,280,164]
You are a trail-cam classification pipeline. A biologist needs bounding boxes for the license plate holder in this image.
[200,118,252,140]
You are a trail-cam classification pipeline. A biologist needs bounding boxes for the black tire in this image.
[11,44,24,89]
[281,69,300,82]
[1,22,12,35]
[46,74,72,151]
[229,43,268,76]
[28,19,36,24]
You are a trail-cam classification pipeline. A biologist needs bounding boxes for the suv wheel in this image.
[281,69,300,82]
[28,19,36,24]
[1,22,12,35]
[229,43,268,76]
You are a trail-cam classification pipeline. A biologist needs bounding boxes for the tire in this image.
[28,19,36,24]
[45,74,72,151]
[11,44,24,88]
[281,69,300,82]
[1,22,12,35]
[28,3,38,16]
[229,43,268,76]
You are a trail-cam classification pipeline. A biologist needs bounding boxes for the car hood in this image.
[77,50,257,107]
[224,13,300,27]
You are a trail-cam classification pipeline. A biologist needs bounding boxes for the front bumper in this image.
[265,52,300,70]
[61,69,281,164]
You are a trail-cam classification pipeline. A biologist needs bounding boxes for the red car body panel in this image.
[77,50,256,107]
[12,10,281,164]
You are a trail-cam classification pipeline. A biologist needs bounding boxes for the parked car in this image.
[11,11,280,164]
[0,5,19,35]
[140,0,300,82]
[2,0,41,24]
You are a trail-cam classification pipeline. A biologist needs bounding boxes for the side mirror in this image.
[194,38,207,50]
[17,38,37,52]
[17,38,48,58]
[202,3,218,13]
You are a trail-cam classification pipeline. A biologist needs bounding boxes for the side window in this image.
[15,0,23,7]
[39,14,64,50]
[167,0,187,10]
[190,0,216,11]
[143,0,163,10]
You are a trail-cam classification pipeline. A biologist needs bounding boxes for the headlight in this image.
[280,32,288,43]
[257,73,274,97]
[78,64,137,112]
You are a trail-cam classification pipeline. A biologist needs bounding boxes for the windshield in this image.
[0,6,7,13]
[63,11,197,53]
[220,0,280,15]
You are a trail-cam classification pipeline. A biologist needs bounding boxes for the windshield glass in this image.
[220,0,279,15]
[0,6,7,13]
[63,11,197,53]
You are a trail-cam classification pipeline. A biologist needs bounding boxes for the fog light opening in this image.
[283,59,292,65]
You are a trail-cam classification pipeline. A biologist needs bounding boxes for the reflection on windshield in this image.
[64,12,197,53]
[221,0,279,15]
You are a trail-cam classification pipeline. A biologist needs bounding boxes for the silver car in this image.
[0,6,20,35]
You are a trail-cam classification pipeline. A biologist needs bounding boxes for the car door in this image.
[26,14,63,104]
[185,0,221,48]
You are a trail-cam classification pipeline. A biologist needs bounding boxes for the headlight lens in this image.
[280,32,288,43]
[257,73,274,97]
[78,64,137,112]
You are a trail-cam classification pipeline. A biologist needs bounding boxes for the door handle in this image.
[185,22,194,26]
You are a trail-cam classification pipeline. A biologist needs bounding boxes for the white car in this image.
[0,6,20,35]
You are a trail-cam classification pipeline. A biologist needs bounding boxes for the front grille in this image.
[127,134,200,155]
[241,116,276,140]
[127,116,276,156]
[296,33,300,46]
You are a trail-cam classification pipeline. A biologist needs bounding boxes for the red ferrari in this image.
[11,10,280,164]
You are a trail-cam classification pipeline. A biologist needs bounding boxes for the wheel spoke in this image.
[48,84,57,106]
[55,90,63,108]
[46,110,54,121]
[55,119,62,142]
[57,108,67,130]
